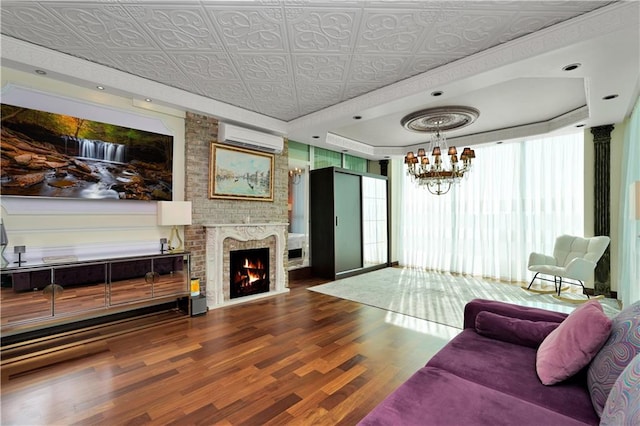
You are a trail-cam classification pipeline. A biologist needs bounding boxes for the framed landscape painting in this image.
[209,143,274,201]
[0,103,173,201]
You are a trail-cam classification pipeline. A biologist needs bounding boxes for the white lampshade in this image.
[157,201,192,226]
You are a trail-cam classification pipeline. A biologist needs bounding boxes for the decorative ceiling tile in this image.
[292,54,349,82]
[173,52,239,81]
[286,9,358,52]
[205,7,286,52]
[249,81,298,119]
[348,55,411,85]
[495,12,574,44]
[97,51,189,87]
[403,54,459,76]
[196,80,256,111]
[0,1,617,123]
[123,5,223,51]
[297,83,344,105]
[342,81,388,100]
[231,54,291,82]
[419,12,508,55]
[256,103,299,121]
[67,48,127,72]
[296,83,344,117]
[247,81,295,101]
[356,11,426,53]
[41,3,158,50]
[0,3,87,49]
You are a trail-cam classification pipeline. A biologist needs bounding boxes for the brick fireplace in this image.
[204,223,288,308]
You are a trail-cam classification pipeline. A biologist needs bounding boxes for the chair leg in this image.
[527,273,539,290]
[578,280,590,299]
[557,277,563,296]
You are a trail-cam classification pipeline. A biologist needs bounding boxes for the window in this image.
[399,132,585,283]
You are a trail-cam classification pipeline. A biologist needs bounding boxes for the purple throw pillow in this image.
[475,311,559,348]
[536,300,612,385]
[600,354,640,425]
[587,301,640,416]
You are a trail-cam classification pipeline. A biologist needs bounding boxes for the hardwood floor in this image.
[1,277,457,425]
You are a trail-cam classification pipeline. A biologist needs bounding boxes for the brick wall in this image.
[184,112,289,295]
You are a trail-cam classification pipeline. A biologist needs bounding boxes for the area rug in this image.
[308,267,621,329]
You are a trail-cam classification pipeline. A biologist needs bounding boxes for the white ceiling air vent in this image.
[218,123,284,154]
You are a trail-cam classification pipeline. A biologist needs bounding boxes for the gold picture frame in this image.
[209,143,274,201]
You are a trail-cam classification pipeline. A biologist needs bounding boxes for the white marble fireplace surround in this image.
[205,223,289,309]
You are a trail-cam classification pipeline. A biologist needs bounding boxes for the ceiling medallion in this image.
[403,106,479,196]
[401,106,480,133]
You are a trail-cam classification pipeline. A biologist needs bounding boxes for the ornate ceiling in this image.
[1,1,638,158]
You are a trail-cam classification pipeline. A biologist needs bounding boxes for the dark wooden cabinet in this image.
[310,167,389,280]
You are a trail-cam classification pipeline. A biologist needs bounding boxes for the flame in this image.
[240,257,266,284]
[242,257,264,269]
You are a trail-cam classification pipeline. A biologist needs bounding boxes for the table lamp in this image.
[157,201,192,252]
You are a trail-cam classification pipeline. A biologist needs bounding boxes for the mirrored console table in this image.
[0,251,190,336]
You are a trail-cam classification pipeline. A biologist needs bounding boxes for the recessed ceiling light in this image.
[602,94,618,100]
[312,135,319,139]
[145,98,152,102]
[431,90,443,97]
[34,69,46,75]
[562,63,581,72]
[353,115,362,120]
[96,86,105,90]
[496,141,503,144]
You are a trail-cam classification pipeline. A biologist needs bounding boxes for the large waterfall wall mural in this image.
[0,104,173,201]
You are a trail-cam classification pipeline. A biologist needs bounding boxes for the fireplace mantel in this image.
[204,223,289,308]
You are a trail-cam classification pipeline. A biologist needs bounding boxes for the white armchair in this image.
[527,235,610,298]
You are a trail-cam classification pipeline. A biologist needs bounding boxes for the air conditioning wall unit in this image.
[218,122,284,154]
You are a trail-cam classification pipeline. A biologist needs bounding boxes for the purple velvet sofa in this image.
[359,298,640,426]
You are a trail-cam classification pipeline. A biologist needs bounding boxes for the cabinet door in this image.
[362,176,388,267]
[109,259,153,305]
[334,172,362,273]
[1,272,53,326]
[52,263,107,315]
[153,255,188,297]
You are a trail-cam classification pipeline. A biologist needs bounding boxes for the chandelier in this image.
[403,106,479,195]
[288,167,303,185]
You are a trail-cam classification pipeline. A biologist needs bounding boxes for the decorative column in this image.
[591,125,614,296]
[379,159,389,177]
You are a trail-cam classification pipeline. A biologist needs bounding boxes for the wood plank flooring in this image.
[1,276,457,425]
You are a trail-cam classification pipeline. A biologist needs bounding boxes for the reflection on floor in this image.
[309,267,621,330]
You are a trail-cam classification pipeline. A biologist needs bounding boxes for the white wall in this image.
[0,68,187,258]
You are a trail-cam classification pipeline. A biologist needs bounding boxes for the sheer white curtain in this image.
[399,132,584,283]
[617,97,640,306]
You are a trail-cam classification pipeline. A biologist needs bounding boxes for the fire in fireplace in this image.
[230,248,270,299]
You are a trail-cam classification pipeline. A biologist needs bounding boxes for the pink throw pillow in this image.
[536,300,612,385]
